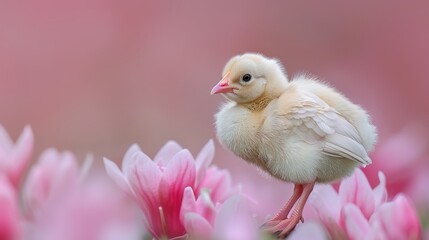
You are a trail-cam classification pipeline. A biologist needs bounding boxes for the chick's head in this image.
[211,53,288,104]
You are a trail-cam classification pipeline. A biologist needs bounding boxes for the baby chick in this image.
[211,53,377,237]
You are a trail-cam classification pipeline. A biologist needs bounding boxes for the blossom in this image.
[23,175,143,240]
[104,140,254,239]
[22,148,143,240]
[104,142,195,238]
[22,149,79,218]
[0,125,34,188]
[310,169,422,240]
[369,194,421,239]
[105,140,229,239]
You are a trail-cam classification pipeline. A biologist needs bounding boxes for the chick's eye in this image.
[242,74,252,82]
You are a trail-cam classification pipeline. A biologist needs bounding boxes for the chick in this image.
[211,53,377,237]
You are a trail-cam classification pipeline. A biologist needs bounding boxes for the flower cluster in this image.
[104,140,259,240]
[310,169,422,240]
[0,123,425,240]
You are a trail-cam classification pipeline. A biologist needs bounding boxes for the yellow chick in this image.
[211,53,377,237]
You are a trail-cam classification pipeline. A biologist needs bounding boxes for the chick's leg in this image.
[269,184,303,222]
[264,181,315,238]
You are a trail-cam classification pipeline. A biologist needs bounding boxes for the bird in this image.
[210,53,377,238]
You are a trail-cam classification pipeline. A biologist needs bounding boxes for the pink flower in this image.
[369,194,421,240]
[24,176,143,240]
[0,175,21,240]
[310,169,422,239]
[104,140,247,239]
[23,149,79,218]
[339,194,422,240]
[310,169,386,237]
[0,125,34,188]
[104,140,224,239]
[23,149,143,240]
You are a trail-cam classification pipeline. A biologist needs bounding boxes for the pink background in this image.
[1,1,428,213]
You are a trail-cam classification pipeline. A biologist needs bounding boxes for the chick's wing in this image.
[280,91,371,166]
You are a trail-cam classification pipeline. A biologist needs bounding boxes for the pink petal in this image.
[183,212,213,238]
[78,154,93,181]
[122,144,142,178]
[195,140,215,183]
[159,149,196,237]
[214,195,259,240]
[180,187,197,224]
[195,140,215,169]
[373,171,387,208]
[374,194,421,240]
[197,166,232,203]
[103,158,134,196]
[0,125,13,151]
[0,175,21,240]
[130,151,162,196]
[128,151,163,238]
[194,190,217,223]
[339,169,375,218]
[310,184,341,223]
[160,150,196,193]
[367,217,388,240]
[341,204,370,240]
[23,165,45,213]
[23,149,60,213]
[288,221,327,240]
[181,187,217,229]
[7,126,34,187]
[153,141,182,165]
[50,151,79,193]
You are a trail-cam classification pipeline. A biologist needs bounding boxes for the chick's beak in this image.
[210,73,235,95]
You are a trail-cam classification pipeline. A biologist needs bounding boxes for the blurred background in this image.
[1,1,428,217]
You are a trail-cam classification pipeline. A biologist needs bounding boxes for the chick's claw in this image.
[263,217,299,239]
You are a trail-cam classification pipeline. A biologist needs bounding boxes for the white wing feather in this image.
[284,92,371,166]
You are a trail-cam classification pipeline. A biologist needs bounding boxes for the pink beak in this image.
[210,72,236,95]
